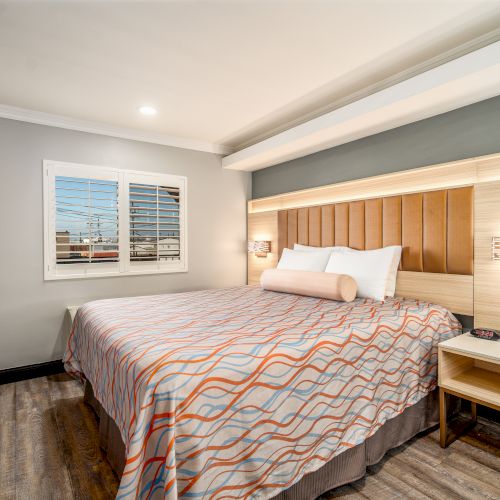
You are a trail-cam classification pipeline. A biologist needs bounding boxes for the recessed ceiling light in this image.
[139,105,157,116]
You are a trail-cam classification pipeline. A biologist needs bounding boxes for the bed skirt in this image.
[84,383,441,499]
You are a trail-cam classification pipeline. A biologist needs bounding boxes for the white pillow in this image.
[277,248,331,272]
[293,243,401,297]
[378,246,402,297]
[293,243,335,253]
[325,246,401,301]
[330,246,401,297]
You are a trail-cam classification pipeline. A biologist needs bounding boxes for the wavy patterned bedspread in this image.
[64,286,461,500]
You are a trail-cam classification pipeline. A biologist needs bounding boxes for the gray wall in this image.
[252,95,500,198]
[0,118,251,370]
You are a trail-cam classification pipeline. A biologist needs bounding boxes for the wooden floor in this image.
[1,374,499,500]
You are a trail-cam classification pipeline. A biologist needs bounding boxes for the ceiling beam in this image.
[222,41,500,172]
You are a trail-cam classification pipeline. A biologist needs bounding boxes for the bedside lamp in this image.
[248,240,271,258]
[492,237,500,260]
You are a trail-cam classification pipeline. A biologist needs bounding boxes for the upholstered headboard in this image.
[276,187,473,276]
[248,153,500,324]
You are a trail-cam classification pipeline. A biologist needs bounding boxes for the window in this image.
[129,183,180,263]
[55,176,119,266]
[43,160,187,280]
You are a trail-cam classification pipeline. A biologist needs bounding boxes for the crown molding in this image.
[0,104,233,155]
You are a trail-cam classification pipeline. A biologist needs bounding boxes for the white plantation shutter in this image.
[129,183,180,262]
[55,176,119,264]
[44,161,187,280]
[124,171,186,273]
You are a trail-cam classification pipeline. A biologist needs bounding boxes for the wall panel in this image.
[277,210,288,258]
[474,181,500,328]
[349,201,365,250]
[382,196,402,247]
[447,187,473,274]
[272,187,472,277]
[335,203,349,246]
[401,193,423,271]
[297,208,309,245]
[308,206,321,247]
[287,209,298,249]
[423,190,447,273]
[365,198,383,250]
[321,205,335,247]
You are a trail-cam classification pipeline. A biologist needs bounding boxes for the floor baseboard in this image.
[0,360,65,385]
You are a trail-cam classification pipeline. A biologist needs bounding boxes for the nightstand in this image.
[438,333,500,447]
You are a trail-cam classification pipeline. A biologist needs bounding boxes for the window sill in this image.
[44,267,188,281]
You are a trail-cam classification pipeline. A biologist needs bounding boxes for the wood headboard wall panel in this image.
[277,186,473,275]
[448,188,474,274]
[248,153,500,319]
[401,193,423,271]
[382,196,401,247]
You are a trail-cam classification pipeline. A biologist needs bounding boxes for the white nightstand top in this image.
[439,333,500,364]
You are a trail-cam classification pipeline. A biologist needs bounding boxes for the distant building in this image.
[56,231,118,261]
[130,237,180,261]
[159,237,180,258]
[56,231,70,259]
[58,232,176,261]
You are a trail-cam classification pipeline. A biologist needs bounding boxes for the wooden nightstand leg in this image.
[439,387,447,448]
[471,401,477,422]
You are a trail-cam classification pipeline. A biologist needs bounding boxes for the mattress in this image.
[64,285,461,499]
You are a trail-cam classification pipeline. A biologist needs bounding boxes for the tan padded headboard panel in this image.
[277,186,473,275]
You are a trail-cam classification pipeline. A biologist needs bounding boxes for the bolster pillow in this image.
[260,269,357,302]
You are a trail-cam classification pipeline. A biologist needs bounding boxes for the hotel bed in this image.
[65,284,461,500]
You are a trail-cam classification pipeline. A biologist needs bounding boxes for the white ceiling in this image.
[1,1,500,160]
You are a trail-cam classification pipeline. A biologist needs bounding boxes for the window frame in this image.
[43,160,188,280]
